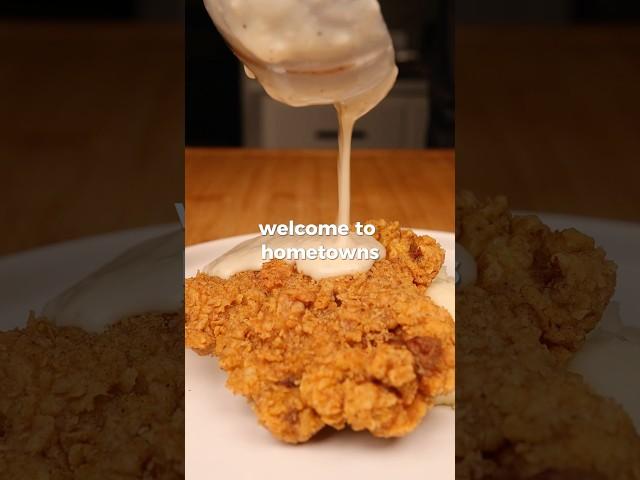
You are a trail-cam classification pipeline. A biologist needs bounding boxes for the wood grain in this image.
[0,23,183,255]
[457,26,640,221]
[186,148,454,245]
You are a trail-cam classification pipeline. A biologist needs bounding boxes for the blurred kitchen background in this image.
[0,0,183,20]
[187,0,640,151]
[456,0,640,221]
[186,0,454,149]
[1,0,184,254]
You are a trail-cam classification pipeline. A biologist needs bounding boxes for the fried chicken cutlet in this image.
[456,191,616,358]
[455,192,640,479]
[0,313,185,479]
[456,287,640,480]
[185,220,455,443]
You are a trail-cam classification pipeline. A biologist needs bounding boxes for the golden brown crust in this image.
[455,192,640,480]
[185,221,454,443]
[369,219,445,286]
[456,287,640,480]
[456,193,616,355]
[0,313,184,479]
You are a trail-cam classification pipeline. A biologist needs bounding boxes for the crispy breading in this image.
[185,221,455,443]
[456,192,640,479]
[369,219,445,286]
[0,313,184,479]
[456,287,640,480]
[456,192,616,356]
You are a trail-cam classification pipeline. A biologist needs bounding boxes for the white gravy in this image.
[428,268,456,321]
[203,0,398,280]
[205,232,385,280]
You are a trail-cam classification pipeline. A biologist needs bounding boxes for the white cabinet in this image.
[241,73,429,148]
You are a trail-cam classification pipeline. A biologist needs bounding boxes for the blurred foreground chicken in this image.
[0,313,184,479]
[456,192,640,479]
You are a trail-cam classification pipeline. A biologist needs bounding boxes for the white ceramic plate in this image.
[0,224,180,330]
[517,212,640,325]
[185,229,455,480]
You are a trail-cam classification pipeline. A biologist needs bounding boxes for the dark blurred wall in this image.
[0,0,182,20]
[457,0,640,24]
[0,2,184,251]
[0,1,134,18]
[425,0,454,147]
[185,0,240,146]
[575,0,640,21]
[456,0,640,218]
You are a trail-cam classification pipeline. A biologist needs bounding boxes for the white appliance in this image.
[241,72,429,149]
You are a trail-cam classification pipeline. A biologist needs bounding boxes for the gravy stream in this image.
[43,1,456,340]
[204,0,399,280]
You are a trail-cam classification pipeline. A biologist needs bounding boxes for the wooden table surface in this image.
[186,148,455,245]
[1,22,183,256]
[457,26,640,221]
